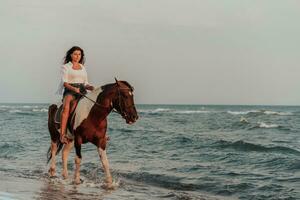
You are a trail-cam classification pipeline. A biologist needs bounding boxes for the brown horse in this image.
[47,79,138,188]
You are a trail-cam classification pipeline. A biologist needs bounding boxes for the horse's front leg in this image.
[48,141,57,177]
[74,137,82,184]
[62,141,74,179]
[97,146,113,188]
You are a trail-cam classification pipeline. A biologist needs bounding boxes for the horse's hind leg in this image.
[48,104,59,177]
[48,141,57,177]
[62,141,74,179]
[47,104,63,177]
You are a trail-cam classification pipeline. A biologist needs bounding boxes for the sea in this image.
[0,104,299,200]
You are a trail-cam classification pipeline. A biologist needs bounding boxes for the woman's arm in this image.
[83,67,94,91]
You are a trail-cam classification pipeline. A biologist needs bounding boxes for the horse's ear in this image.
[115,77,119,85]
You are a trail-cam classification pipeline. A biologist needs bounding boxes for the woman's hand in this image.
[85,85,95,91]
[74,88,81,94]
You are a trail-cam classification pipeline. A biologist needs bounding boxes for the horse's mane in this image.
[101,81,134,91]
[100,83,115,91]
[84,81,133,103]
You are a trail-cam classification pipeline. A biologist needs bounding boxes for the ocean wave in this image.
[257,122,279,129]
[263,111,293,116]
[227,110,293,116]
[118,171,256,198]
[139,108,172,113]
[240,117,249,123]
[139,108,212,114]
[139,108,293,116]
[7,108,47,114]
[119,171,200,191]
[32,108,48,112]
[0,105,12,108]
[215,140,300,155]
[227,110,260,115]
[22,105,39,109]
[8,110,36,115]
[9,109,23,113]
[1,105,42,109]
[243,122,290,131]
[173,110,211,114]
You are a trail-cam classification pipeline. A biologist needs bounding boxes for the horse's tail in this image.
[47,104,64,164]
[46,142,64,164]
[47,146,51,164]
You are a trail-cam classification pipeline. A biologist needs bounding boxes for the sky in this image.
[0,0,300,105]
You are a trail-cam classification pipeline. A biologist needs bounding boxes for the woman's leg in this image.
[60,95,74,143]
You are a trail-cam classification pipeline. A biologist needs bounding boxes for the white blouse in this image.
[56,62,89,95]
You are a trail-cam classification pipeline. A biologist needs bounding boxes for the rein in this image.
[81,94,104,108]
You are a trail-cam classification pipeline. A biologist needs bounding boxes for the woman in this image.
[58,46,94,144]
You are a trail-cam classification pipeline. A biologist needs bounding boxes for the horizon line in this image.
[0,102,299,107]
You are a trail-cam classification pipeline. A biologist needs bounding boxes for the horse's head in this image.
[111,79,138,124]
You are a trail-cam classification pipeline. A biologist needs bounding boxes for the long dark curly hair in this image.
[63,46,85,64]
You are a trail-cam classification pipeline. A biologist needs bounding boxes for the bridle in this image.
[113,85,135,119]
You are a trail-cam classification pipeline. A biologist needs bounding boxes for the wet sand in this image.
[0,174,227,200]
[0,175,40,200]
[0,175,118,200]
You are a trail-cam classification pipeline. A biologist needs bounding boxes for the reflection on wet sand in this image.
[36,177,112,200]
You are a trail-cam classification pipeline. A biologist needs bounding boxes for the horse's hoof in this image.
[101,179,114,190]
[74,178,84,185]
[62,172,68,180]
[107,184,114,190]
[101,183,114,190]
[48,168,56,177]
